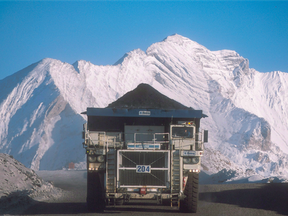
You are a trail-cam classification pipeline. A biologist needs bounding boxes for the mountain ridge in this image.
[0,34,287,182]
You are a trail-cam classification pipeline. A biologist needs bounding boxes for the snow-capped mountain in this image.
[0,34,287,182]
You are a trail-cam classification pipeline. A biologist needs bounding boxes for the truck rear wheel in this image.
[180,172,199,213]
[87,171,106,212]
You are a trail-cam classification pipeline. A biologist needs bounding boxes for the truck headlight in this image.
[88,155,97,163]
[183,156,199,164]
[97,155,105,163]
[88,155,105,163]
[183,157,191,164]
[191,157,199,164]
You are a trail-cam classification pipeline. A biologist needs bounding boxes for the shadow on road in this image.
[105,201,179,213]
[0,190,33,215]
[4,200,178,215]
[199,183,288,215]
[23,202,90,215]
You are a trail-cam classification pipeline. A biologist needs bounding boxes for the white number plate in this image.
[136,165,151,173]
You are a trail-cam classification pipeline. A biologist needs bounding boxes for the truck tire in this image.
[180,172,199,213]
[87,171,106,212]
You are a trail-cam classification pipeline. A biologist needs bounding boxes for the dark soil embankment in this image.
[107,83,192,109]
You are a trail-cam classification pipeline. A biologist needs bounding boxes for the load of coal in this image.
[106,83,193,110]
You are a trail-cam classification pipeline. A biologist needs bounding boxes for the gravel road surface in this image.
[14,171,288,216]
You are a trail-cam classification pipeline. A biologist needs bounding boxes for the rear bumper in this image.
[106,192,185,200]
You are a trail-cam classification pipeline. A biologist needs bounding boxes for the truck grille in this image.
[118,150,170,187]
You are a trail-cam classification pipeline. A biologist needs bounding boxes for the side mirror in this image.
[204,130,208,143]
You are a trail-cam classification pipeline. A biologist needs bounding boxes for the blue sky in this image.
[0,1,287,80]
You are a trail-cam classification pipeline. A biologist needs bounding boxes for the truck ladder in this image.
[171,150,180,194]
[106,149,116,193]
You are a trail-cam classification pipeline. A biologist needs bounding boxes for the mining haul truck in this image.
[82,107,208,213]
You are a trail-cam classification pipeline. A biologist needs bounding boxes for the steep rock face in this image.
[0,34,287,180]
[0,59,85,170]
[232,70,288,153]
[245,119,271,151]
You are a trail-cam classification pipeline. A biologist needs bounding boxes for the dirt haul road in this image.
[19,170,288,216]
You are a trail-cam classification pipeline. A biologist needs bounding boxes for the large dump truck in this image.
[82,107,208,213]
